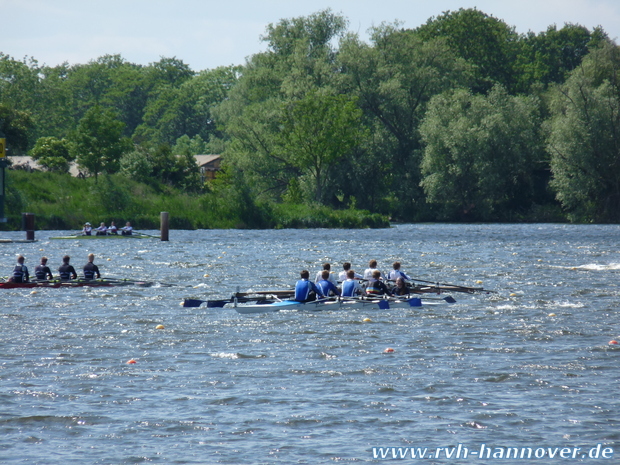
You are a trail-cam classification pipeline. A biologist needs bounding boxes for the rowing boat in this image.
[0,278,155,289]
[183,294,455,313]
[183,277,490,313]
[49,232,157,240]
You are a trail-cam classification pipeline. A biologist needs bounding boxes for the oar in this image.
[183,296,273,308]
[103,277,177,287]
[183,299,227,308]
[408,277,491,293]
[133,231,160,238]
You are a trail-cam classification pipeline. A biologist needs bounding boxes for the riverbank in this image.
[2,171,389,230]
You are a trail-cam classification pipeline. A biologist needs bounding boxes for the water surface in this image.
[0,224,618,463]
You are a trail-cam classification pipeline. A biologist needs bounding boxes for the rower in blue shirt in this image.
[295,270,324,302]
[317,270,340,297]
[341,269,363,297]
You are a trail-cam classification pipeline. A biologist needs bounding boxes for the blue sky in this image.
[3,0,619,71]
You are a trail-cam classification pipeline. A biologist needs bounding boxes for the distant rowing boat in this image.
[0,278,156,289]
[49,232,158,240]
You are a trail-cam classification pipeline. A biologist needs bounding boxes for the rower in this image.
[108,221,118,235]
[363,259,385,280]
[341,269,363,297]
[365,270,389,296]
[388,261,412,281]
[35,256,53,280]
[121,221,133,236]
[339,262,363,282]
[58,255,78,280]
[295,270,324,302]
[95,222,108,236]
[391,277,409,296]
[83,253,101,280]
[10,255,29,283]
[82,222,92,236]
[317,270,340,297]
[315,263,337,286]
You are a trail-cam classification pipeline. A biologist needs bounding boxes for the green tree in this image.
[65,55,153,137]
[72,106,131,179]
[0,103,33,155]
[515,24,608,92]
[172,134,208,156]
[339,25,472,217]
[30,137,75,173]
[420,85,542,220]
[278,91,365,203]
[214,10,348,202]
[547,41,620,222]
[415,8,520,93]
[119,146,154,185]
[146,56,194,88]
[149,144,201,191]
[136,66,239,146]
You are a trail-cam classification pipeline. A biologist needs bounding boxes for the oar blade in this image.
[407,297,422,307]
[378,300,390,310]
[443,296,457,303]
[183,299,205,308]
[206,300,227,308]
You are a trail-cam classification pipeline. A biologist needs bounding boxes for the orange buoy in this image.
[127,359,137,364]
[384,348,394,353]
[609,340,618,345]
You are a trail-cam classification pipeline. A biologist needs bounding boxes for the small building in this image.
[194,154,221,181]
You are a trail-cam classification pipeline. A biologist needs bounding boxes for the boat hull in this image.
[50,234,155,240]
[234,296,443,314]
[0,279,152,289]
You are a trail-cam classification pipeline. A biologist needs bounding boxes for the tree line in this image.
[1,7,619,223]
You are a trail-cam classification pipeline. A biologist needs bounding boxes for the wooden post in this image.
[22,212,35,241]
[160,212,169,241]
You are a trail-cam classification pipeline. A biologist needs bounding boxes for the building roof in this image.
[194,154,221,168]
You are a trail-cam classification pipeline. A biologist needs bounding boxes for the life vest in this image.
[35,265,48,280]
[58,264,73,280]
[12,265,25,283]
[84,263,96,279]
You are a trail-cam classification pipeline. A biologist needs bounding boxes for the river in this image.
[0,224,618,464]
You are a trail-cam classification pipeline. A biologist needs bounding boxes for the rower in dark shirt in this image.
[58,255,78,280]
[83,253,101,279]
[11,255,29,283]
[35,256,53,280]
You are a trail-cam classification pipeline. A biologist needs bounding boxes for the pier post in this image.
[160,212,169,241]
[22,212,35,241]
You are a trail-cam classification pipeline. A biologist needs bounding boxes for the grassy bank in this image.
[2,171,390,230]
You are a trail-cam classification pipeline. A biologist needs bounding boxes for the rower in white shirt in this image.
[314,263,338,286]
[338,262,363,282]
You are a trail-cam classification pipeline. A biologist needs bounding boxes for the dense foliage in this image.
[3,170,388,230]
[0,7,618,225]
